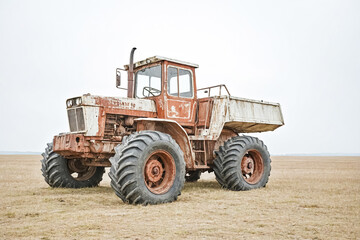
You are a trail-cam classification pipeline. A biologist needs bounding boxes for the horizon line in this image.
[0,151,359,157]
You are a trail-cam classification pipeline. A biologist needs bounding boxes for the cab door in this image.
[165,65,196,126]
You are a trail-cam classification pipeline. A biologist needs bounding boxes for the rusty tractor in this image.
[41,48,284,205]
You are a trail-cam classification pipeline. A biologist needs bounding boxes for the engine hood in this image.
[67,94,156,112]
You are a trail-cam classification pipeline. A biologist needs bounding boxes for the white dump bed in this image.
[207,96,284,136]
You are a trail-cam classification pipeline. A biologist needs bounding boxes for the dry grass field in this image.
[0,155,359,239]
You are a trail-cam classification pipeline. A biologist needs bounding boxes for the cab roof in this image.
[124,56,199,70]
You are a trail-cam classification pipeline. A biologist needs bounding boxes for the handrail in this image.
[197,84,231,97]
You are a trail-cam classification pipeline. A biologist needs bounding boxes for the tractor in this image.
[41,48,284,205]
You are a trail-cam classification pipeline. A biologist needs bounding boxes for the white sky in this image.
[0,0,359,154]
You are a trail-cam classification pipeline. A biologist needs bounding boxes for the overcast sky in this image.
[0,0,359,154]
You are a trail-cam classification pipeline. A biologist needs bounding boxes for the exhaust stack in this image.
[127,47,137,98]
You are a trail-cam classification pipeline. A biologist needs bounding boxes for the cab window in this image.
[135,65,162,98]
[167,67,193,98]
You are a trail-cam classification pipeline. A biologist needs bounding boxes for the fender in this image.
[135,118,195,169]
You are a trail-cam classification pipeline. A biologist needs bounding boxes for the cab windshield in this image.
[135,65,162,98]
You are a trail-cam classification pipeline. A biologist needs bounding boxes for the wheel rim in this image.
[67,159,97,181]
[240,149,264,184]
[144,150,176,194]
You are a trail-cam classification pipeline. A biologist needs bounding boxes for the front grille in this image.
[67,108,85,132]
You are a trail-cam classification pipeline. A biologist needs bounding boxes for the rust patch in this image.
[197,98,214,127]
[144,150,175,194]
[241,149,264,184]
[136,118,195,169]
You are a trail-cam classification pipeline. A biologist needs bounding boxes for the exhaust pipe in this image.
[127,47,137,98]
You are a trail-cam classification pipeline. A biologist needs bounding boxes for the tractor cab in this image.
[121,55,199,128]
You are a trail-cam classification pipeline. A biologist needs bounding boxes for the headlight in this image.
[75,98,82,105]
[66,99,73,108]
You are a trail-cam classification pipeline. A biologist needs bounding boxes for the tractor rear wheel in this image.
[41,143,104,188]
[185,170,201,182]
[221,136,271,190]
[213,139,233,188]
[109,131,186,205]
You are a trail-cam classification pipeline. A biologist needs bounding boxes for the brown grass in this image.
[0,155,359,239]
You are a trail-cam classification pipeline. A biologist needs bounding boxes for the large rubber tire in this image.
[108,134,136,202]
[213,139,233,188]
[41,143,104,188]
[109,131,186,205]
[220,136,271,191]
[185,170,201,182]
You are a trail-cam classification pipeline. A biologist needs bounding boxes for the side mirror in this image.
[116,68,121,88]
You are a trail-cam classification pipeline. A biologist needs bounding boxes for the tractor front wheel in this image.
[109,131,186,205]
[41,143,104,188]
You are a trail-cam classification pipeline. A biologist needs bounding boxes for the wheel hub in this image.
[240,150,264,184]
[145,159,164,182]
[143,150,176,194]
[68,159,87,173]
[67,159,96,181]
[241,154,254,175]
